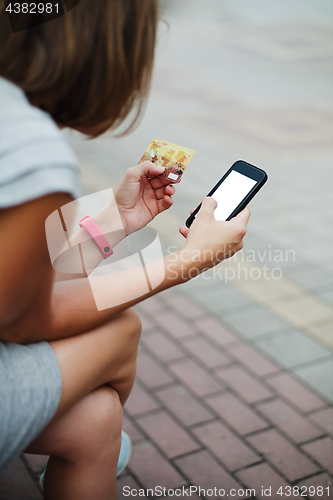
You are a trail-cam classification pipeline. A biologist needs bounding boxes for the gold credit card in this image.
[139,138,195,183]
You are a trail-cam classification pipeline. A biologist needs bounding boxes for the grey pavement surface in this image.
[1,2,333,498]
[67,0,333,401]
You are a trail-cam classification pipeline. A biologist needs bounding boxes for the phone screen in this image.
[212,170,257,221]
[186,160,267,228]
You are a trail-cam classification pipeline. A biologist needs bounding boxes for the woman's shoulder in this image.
[0,77,80,208]
[0,77,76,154]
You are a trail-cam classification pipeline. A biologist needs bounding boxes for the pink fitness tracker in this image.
[78,216,113,259]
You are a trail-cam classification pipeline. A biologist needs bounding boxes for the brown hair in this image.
[0,0,159,136]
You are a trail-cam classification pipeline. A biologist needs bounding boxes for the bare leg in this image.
[25,308,142,500]
[26,386,122,500]
[51,308,142,417]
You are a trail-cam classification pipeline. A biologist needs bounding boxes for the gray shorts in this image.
[0,340,62,473]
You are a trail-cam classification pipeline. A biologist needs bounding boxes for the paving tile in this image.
[309,407,333,436]
[190,285,251,313]
[122,414,144,443]
[159,289,206,318]
[0,458,42,500]
[295,358,333,403]
[247,429,319,481]
[23,454,48,474]
[136,410,200,458]
[137,296,165,314]
[141,332,185,363]
[297,473,333,500]
[194,315,238,346]
[257,399,323,444]
[288,267,333,289]
[266,372,326,412]
[272,294,333,327]
[223,305,287,338]
[183,336,231,368]
[308,319,333,350]
[125,381,160,416]
[237,275,302,304]
[236,463,290,500]
[315,285,333,307]
[193,421,260,471]
[255,329,332,368]
[175,450,246,500]
[164,493,201,500]
[116,475,141,500]
[227,343,279,376]
[169,359,222,396]
[206,392,268,435]
[137,352,174,388]
[128,441,186,490]
[179,269,218,293]
[216,366,273,403]
[156,385,213,426]
[137,311,155,332]
[153,311,194,339]
[302,437,333,474]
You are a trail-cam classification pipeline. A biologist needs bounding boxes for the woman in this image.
[0,1,249,498]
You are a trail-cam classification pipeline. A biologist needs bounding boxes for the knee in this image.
[117,308,142,371]
[64,386,123,462]
[121,308,142,341]
[115,308,142,353]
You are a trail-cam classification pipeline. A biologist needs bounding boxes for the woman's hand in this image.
[178,197,250,276]
[114,161,176,234]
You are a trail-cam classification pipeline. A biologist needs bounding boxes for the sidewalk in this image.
[1,288,332,499]
[0,1,332,498]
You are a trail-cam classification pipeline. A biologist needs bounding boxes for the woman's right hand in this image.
[179,197,250,276]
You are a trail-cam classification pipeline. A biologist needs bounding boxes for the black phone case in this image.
[185,160,268,228]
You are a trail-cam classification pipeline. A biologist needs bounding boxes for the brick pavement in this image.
[2,289,332,500]
[1,0,333,498]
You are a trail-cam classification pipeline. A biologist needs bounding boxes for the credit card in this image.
[139,138,195,183]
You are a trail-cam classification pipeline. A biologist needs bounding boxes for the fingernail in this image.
[157,165,165,172]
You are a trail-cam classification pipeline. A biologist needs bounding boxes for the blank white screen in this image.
[212,170,257,221]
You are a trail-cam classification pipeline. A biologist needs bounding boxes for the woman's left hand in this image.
[114,161,175,234]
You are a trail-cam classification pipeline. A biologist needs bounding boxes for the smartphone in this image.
[185,160,268,228]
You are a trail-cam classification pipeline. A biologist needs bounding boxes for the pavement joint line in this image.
[80,159,333,351]
[137,311,332,448]
[74,175,333,486]
[135,356,275,473]
[140,321,235,393]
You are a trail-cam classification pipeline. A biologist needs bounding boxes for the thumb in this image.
[132,161,165,179]
[197,196,217,219]
[179,225,190,239]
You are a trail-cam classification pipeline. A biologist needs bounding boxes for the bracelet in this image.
[78,216,114,259]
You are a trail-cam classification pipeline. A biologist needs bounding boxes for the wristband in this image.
[78,216,113,259]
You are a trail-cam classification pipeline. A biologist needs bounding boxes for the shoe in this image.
[38,430,132,493]
[116,430,132,476]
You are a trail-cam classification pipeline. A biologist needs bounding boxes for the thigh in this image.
[50,308,141,420]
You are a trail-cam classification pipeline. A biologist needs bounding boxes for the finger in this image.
[130,161,165,180]
[150,176,171,189]
[230,207,251,225]
[196,197,217,219]
[190,208,195,215]
[157,195,174,213]
[179,225,189,239]
[155,184,175,200]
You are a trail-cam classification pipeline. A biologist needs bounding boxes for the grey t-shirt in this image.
[0,76,80,208]
[0,77,80,472]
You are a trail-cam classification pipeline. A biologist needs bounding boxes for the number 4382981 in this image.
[277,485,330,496]
[5,3,59,14]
